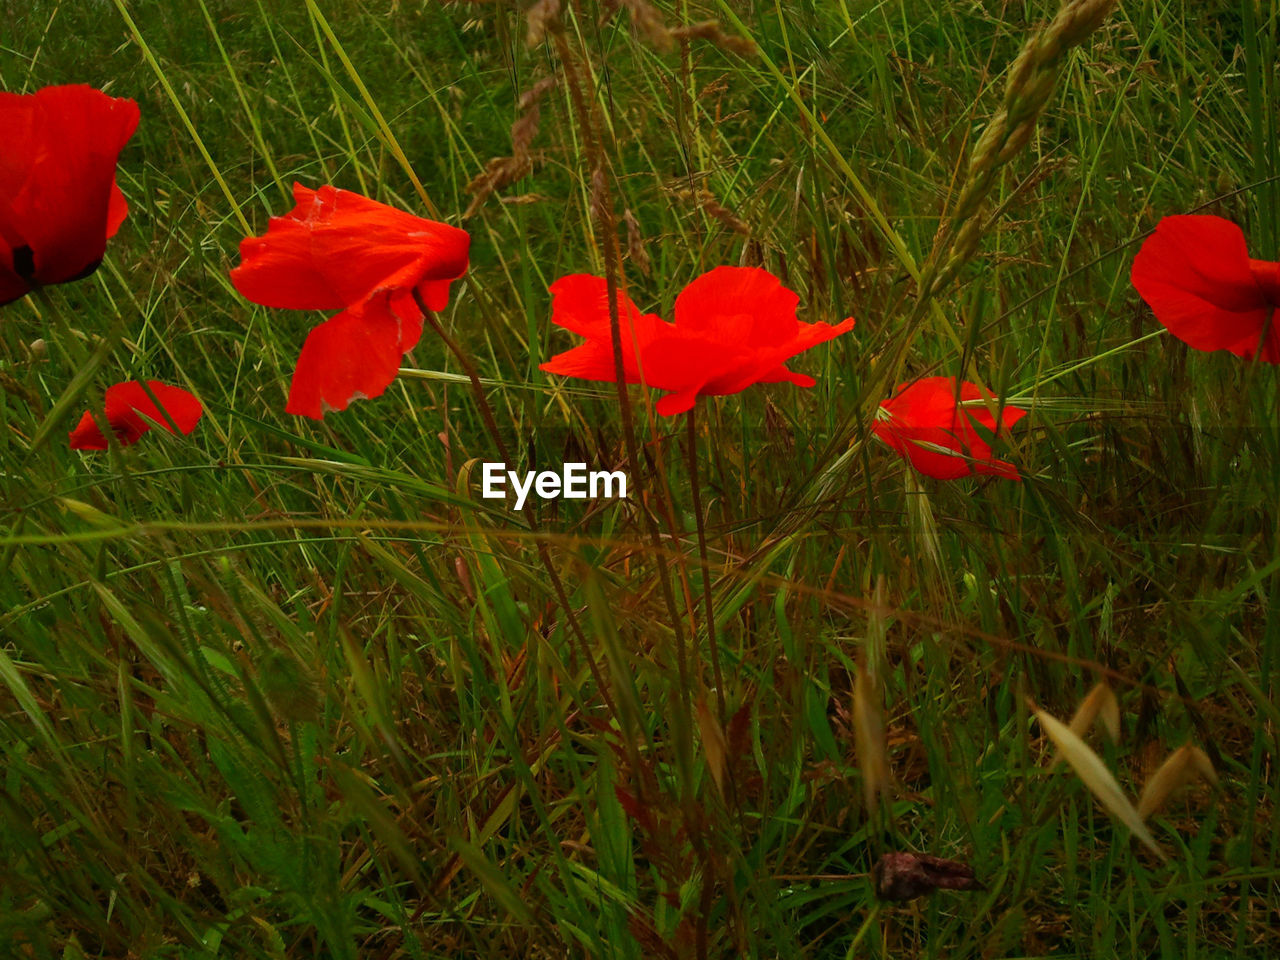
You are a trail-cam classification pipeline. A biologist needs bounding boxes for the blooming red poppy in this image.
[872,377,1026,481]
[540,266,856,416]
[230,183,471,418]
[1131,214,1280,363]
[68,381,203,450]
[0,85,140,306]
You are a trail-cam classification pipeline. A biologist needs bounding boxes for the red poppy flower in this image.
[540,266,856,416]
[68,381,203,450]
[872,377,1026,481]
[1131,214,1280,363]
[229,183,471,418]
[0,85,140,306]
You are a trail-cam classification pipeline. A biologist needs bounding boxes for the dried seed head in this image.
[1069,682,1121,742]
[464,75,558,218]
[852,664,890,815]
[526,0,561,47]
[616,0,673,51]
[938,0,1117,289]
[605,0,754,56]
[622,208,651,276]
[1137,745,1219,820]
[1034,703,1167,861]
[670,20,757,57]
[872,852,984,901]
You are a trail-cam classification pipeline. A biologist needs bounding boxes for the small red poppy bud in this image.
[872,376,1026,481]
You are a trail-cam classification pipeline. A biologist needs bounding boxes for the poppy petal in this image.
[106,180,129,240]
[540,341,625,382]
[69,381,203,450]
[872,423,978,480]
[672,266,800,342]
[0,85,139,289]
[654,387,702,417]
[389,289,425,354]
[546,274,667,382]
[285,295,405,419]
[231,183,470,312]
[541,267,854,414]
[1250,258,1280,304]
[1131,215,1280,362]
[755,365,817,387]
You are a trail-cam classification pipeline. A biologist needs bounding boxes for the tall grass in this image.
[1,1,1277,957]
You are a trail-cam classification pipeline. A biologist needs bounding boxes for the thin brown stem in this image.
[414,291,620,724]
[551,21,696,783]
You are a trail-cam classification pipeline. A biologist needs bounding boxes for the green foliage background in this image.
[1,0,1277,957]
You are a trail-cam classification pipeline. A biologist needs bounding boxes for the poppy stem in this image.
[551,27,698,791]
[412,291,621,724]
[686,406,725,724]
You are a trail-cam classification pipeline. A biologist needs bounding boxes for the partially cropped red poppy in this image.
[0,85,140,306]
[872,377,1026,481]
[540,266,856,416]
[230,183,470,418]
[68,381,203,450]
[1131,214,1280,363]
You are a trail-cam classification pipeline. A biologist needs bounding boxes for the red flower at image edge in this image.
[230,183,471,418]
[539,266,856,416]
[1131,214,1280,362]
[872,377,1026,481]
[0,85,140,305]
[68,381,203,450]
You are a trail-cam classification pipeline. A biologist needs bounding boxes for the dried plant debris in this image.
[1069,681,1121,742]
[465,75,558,218]
[1034,703,1167,861]
[1137,744,1219,820]
[603,0,755,56]
[852,664,890,815]
[872,852,985,902]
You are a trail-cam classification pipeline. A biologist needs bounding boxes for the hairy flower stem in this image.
[686,407,725,723]
[414,292,621,724]
[552,23,698,781]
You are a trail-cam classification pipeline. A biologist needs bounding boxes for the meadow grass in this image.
[1,0,1278,956]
